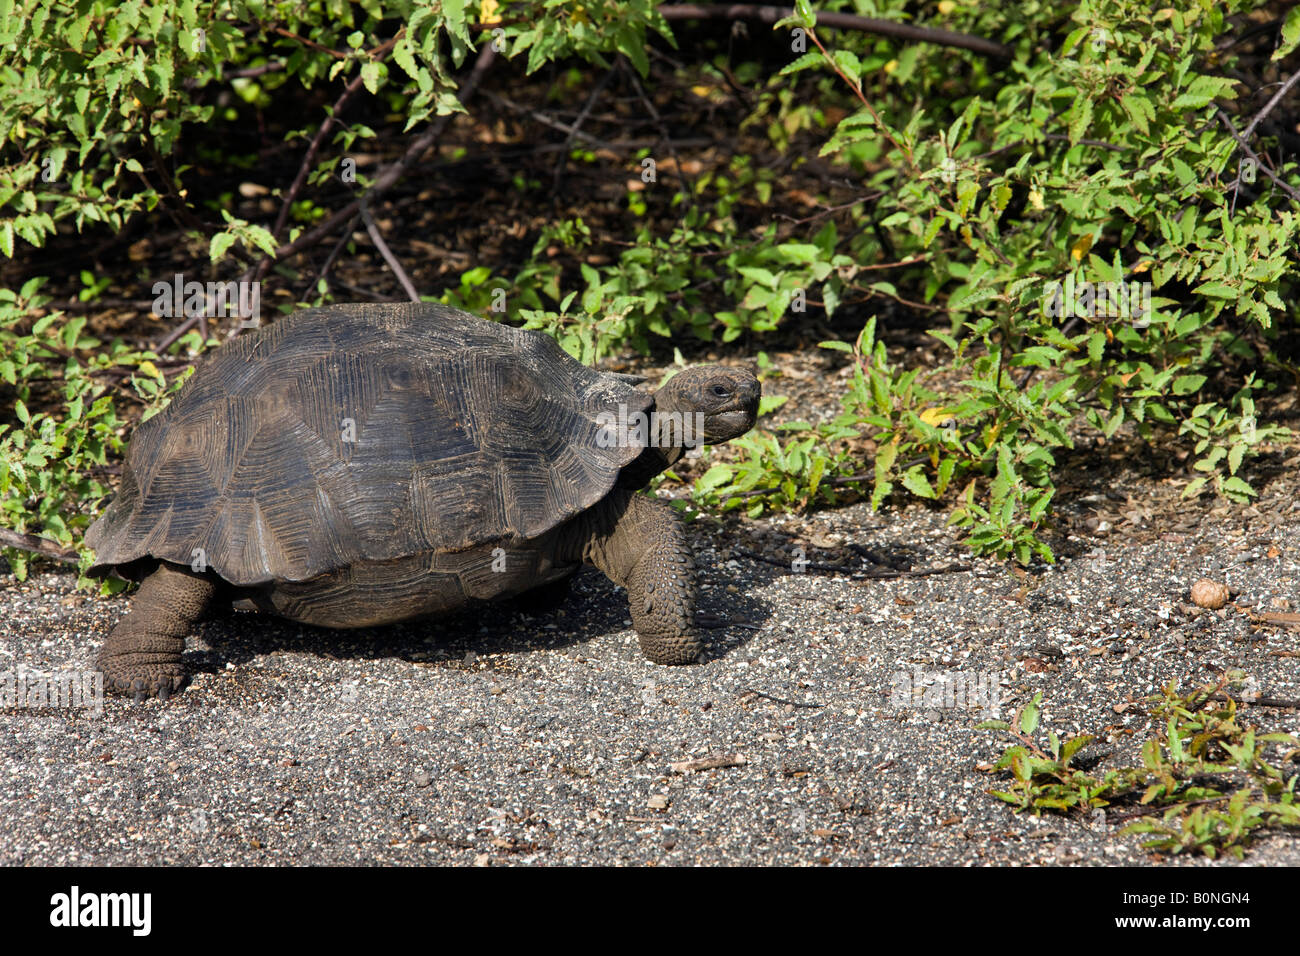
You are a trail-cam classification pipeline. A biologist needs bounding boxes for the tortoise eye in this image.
[710,384,730,397]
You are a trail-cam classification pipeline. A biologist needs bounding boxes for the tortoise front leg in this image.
[97,561,216,700]
[582,490,702,664]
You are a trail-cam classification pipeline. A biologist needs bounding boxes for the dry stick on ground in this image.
[331,280,400,302]
[1210,691,1300,709]
[0,530,80,565]
[1106,794,1233,824]
[482,90,614,147]
[154,311,204,352]
[669,754,748,772]
[657,4,1013,59]
[55,298,159,312]
[741,688,824,709]
[359,197,421,302]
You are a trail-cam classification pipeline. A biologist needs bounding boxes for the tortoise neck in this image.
[618,446,683,490]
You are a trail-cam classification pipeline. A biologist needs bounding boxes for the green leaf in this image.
[1275,6,1300,61]
[1195,281,1237,299]
[209,232,237,262]
[1087,331,1105,363]
[1171,75,1238,111]
[901,468,935,499]
[779,51,826,77]
[1020,693,1041,735]
[695,464,734,493]
[1068,96,1094,145]
[1220,476,1256,499]
[360,61,387,94]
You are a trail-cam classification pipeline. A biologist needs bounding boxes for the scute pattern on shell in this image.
[85,303,652,585]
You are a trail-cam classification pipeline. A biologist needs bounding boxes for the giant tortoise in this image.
[85,303,760,698]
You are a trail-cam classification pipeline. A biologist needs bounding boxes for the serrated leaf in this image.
[901,468,935,499]
[360,61,387,94]
[209,231,237,262]
[1275,6,1300,61]
[695,463,734,493]
[1172,374,1206,395]
[1068,97,1093,145]
[778,51,824,76]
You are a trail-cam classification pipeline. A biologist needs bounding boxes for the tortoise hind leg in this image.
[97,562,216,700]
[582,490,702,665]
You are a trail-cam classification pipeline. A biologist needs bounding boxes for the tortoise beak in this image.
[704,380,761,443]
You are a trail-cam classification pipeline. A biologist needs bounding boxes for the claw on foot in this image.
[99,663,188,701]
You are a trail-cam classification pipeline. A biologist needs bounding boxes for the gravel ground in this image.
[3,447,1298,867]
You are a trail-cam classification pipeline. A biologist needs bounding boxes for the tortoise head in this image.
[653,365,761,445]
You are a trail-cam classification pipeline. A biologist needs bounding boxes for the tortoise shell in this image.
[85,303,653,587]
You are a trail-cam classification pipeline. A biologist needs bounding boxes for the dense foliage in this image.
[2,0,1297,577]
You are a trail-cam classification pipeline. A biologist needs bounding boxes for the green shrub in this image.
[2,0,1297,575]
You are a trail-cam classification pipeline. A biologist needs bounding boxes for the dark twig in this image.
[733,547,849,573]
[1106,795,1231,824]
[359,198,420,301]
[657,4,1012,59]
[1216,108,1300,203]
[1241,69,1300,143]
[1211,692,1300,709]
[245,44,496,279]
[552,65,619,198]
[55,298,158,312]
[856,562,972,580]
[310,214,359,293]
[621,58,698,214]
[154,313,202,353]
[669,754,748,772]
[256,34,402,285]
[741,688,824,709]
[330,280,401,302]
[482,91,612,146]
[269,69,368,244]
